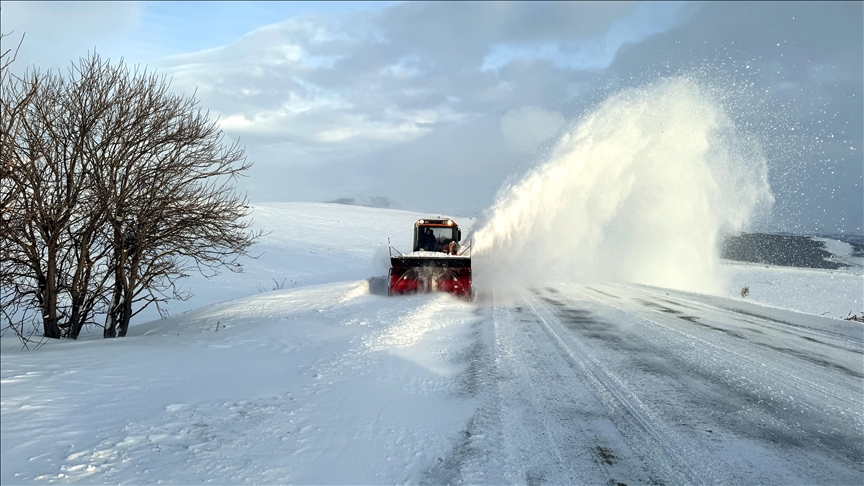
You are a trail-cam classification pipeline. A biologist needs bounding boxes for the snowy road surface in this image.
[430,284,863,485]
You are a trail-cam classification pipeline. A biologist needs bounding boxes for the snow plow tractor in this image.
[388,219,472,299]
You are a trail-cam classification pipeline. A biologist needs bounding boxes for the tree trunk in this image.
[69,235,95,340]
[103,284,121,338]
[117,291,133,337]
[69,304,84,340]
[43,315,61,339]
[104,226,125,338]
[41,251,61,339]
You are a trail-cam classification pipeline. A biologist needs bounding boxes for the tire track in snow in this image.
[430,294,669,485]
[576,283,863,419]
[607,282,864,354]
[521,290,714,485]
[490,302,591,484]
[545,283,864,484]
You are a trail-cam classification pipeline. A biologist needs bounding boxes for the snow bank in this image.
[2,280,483,484]
[722,261,863,318]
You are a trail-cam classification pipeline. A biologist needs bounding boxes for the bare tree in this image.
[2,52,260,342]
[2,57,117,340]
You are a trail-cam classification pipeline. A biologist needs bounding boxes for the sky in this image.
[1,1,861,234]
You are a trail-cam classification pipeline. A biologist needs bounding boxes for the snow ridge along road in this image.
[429,283,863,485]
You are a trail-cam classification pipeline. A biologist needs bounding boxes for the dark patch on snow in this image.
[640,300,682,315]
[685,318,753,340]
[760,344,864,379]
[525,469,547,486]
[587,287,621,299]
[658,298,698,311]
[722,308,864,354]
[595,445,617,465]
[551,305,643,352]
[367,276,389,296]
[704,309,864,356]
[454,321,491,398]
[421,417,478,486]
[722,308,798,328]
[800,335,827,345]
[558,308,594,325]
[539,296,567,308]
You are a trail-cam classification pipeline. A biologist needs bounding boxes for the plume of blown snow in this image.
[472,77,773,293]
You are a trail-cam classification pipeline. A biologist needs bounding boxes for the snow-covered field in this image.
[2,202,862,484]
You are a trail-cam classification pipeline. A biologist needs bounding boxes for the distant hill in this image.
[326,196,400,209]
[721,233,849,269]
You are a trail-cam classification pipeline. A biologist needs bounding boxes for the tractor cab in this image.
[413,219,462,252]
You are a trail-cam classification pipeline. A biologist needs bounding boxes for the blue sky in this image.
[1,1,395,67]
[1,1,861,234]
[132,2,396,60]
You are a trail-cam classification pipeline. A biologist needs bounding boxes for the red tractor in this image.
[388,218,472,299]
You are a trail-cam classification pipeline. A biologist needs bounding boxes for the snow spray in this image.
[472,77,773,293]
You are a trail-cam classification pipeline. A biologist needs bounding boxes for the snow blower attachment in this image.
[388,219,472,299]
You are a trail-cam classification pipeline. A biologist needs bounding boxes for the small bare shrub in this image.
[257,278,295,293]
[740,286,750,298]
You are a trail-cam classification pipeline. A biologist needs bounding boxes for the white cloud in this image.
[219,101,464,147]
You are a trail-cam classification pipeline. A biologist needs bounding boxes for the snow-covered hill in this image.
[2,203,862,484]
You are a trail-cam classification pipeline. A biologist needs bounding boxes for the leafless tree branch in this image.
[2,51,261,343]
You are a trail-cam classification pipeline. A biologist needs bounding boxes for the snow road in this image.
[429,284,863,485]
